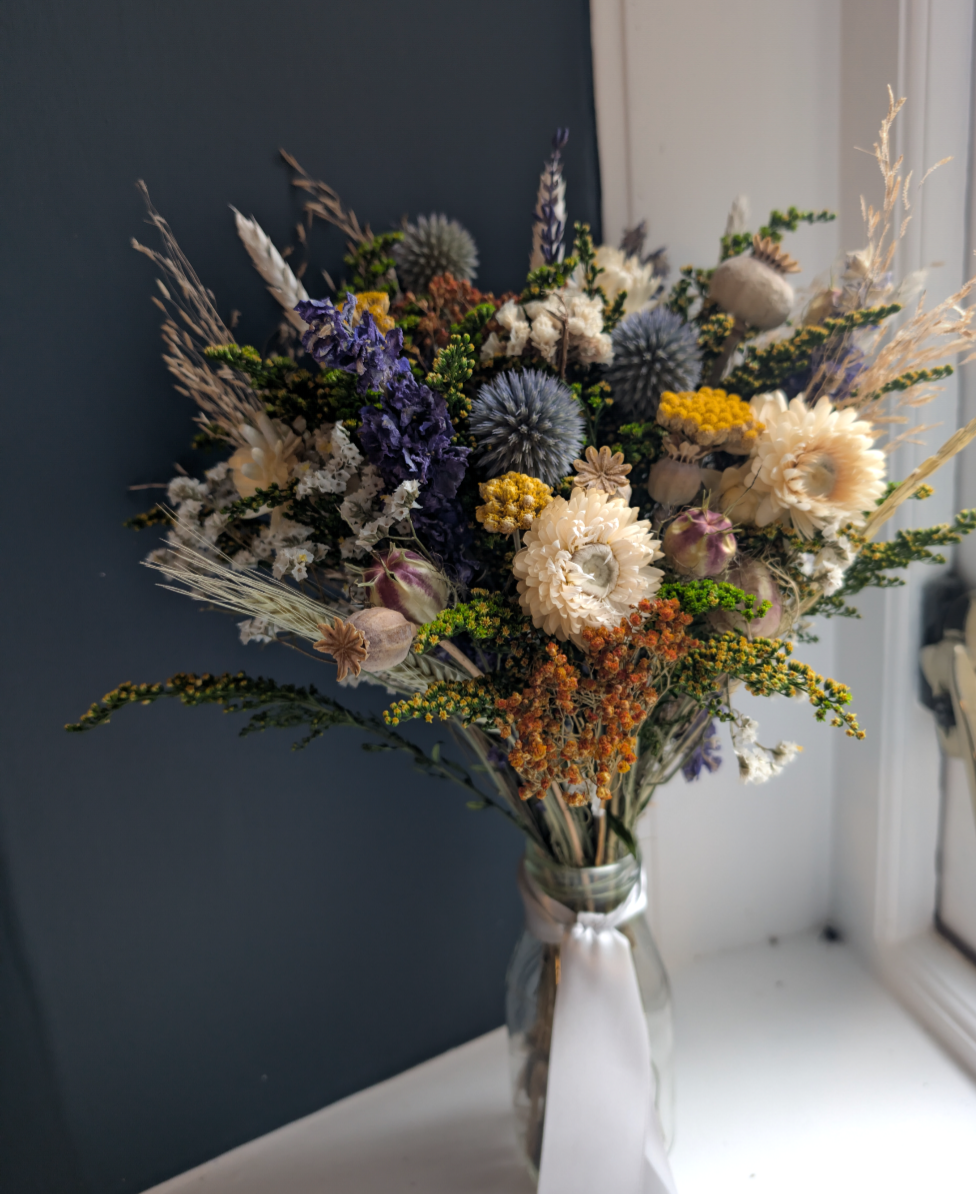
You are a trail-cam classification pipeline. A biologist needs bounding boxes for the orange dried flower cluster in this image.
[495,599,696,805]
[392,274,507,363]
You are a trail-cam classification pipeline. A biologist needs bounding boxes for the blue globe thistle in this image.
[469,369,584,486]
[605,306,702,420]
[393,214,479,294]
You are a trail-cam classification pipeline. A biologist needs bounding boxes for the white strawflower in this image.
[512,487,663,644]
[572,246,662,315]
[746,392,886,538]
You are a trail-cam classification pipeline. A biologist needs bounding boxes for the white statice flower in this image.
[743,392,886,538]
[512,487,663,645]
[480,331,505,363]
[295,423,364,498]
[205,460,230,485]
[730,716,802,785]
[571,246,662,316]
[273,542,321,581]
[339,465,384,534]
[524,291,613,367]
[797,527,856,597]
[167,475,209,504]
[238,617,277,645]
[229,548,258,571]
[494,299,532,357]
[355,480,422,552]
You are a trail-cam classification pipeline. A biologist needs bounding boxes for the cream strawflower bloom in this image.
[512,487,663,644]
[746,392,886,538]
[572,245,662,315]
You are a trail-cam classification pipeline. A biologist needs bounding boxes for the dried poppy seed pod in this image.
[647,457,704,506]
[708,558,783,639]
[663,508,736,578]
[348,607,416,672]
[709,235,802,332]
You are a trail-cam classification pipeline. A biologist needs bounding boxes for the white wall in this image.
[591,0,843,970]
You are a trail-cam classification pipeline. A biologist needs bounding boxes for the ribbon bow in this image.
[518,861,678,1194]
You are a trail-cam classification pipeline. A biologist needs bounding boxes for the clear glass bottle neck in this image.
[524,841,641,914]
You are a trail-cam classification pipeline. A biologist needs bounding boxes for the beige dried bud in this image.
[709,234,802,332]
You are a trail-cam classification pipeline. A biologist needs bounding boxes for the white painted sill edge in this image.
[882,929,976,1078]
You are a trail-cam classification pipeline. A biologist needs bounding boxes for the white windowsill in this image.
[147,931,976,1194]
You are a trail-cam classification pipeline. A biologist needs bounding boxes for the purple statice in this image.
[781,340,866,405]
[682,720,722,782]
[297,293,409,394]
[359,372,476,583]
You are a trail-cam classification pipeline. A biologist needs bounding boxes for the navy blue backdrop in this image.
[0,3,601,1191]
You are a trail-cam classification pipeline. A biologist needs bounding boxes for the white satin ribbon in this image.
[518,861,678,1194]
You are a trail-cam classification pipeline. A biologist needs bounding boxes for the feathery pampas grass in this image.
[132,182,261,445]
[280,149,370,247]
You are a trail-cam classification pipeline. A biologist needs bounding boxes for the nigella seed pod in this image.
[647,457,704,507]
[663,509,736,578]
[348,607,416,673]
[708,558,783,639]
[364,548,450,626]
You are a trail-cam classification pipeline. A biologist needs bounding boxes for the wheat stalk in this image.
[862,413,976,540]
[232,208,309,331]
[146,543,342,641]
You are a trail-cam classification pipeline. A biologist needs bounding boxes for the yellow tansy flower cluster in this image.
[675,633,864,737]
[351,291,396,334]
[476,473,553,535]
[657,386,761,453]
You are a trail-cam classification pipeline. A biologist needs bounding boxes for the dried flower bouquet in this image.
[71,93,976,873]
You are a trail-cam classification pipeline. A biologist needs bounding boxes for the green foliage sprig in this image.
[658,578,769,621]
[573,222,602,297]
[723,305,903,398]
[666,266,716,325]
[343,231,403,295]
[808,511,976,618]
[862,364,954,401]
[413,591,524,653]
[206,345,365,427]
[720,207,836,261]
[220,481,296,521]
[65,671,518,820]
[124,506,172,530]
[520,258,579,302]
[674,634,862,736]
[427,334,476,422]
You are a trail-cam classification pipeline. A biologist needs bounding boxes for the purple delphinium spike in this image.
[682,720,722,782]
[296,293,409,394]
[359,373,476,584]
[529,129,569,269]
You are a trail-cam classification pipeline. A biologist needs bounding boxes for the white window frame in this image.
[590,0,976,1074]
